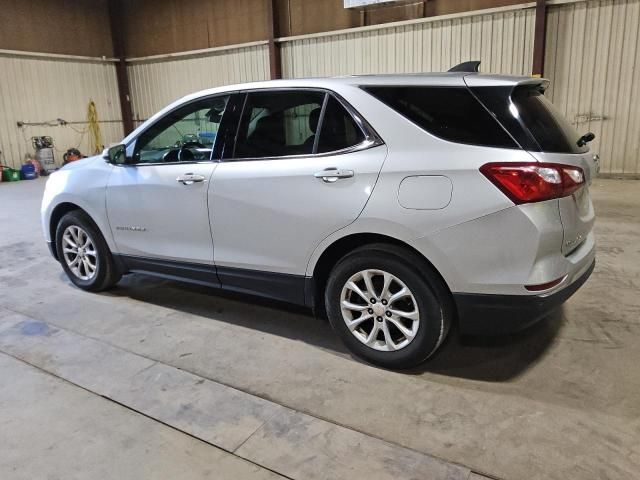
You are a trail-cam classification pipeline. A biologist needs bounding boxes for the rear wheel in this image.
[55,210,121,292]
[325,244,451,369]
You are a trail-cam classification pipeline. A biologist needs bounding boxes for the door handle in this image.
[314,168,354,183]
[176,173,206,185]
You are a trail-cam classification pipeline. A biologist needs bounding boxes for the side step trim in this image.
[115,254,308,307]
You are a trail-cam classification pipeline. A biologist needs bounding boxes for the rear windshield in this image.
[363,86,518,149]
[471,85,588,154]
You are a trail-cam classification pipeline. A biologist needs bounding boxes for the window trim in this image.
[312,93,329,154]
[122,92,238,167]
[223,87,383,163]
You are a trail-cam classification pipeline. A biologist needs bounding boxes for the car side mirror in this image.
[106,144,127,165]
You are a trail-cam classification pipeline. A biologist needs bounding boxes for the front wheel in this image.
[55,210,121,292]
[325,244,452,369]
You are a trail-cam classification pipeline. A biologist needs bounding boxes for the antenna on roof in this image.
[448,61,481,73]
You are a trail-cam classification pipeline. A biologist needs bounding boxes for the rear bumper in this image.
[453,259,595,335]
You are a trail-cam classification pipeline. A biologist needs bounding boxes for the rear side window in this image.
[471,85,589,154]
[316,96,366,153]
[363,86,517,149]
[234,90,325,159]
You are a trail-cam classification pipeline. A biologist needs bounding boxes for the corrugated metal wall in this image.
[545,0,640,175]
[0,54,123,170]
[3,1,637,175]
[281,6,536,77]
[123,7,537,123]
[127,43,270,124]
[125,2,640,176]
[278,0,639,174]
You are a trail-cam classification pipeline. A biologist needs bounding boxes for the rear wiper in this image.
[577,132,595,147]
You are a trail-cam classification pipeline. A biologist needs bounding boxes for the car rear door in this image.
[529,150,596,255]
[508,86,597,255]
[208,89,387,300]
[468,79,597,255]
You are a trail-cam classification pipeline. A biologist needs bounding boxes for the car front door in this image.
[106,94,233,270]
[209,89,387,302]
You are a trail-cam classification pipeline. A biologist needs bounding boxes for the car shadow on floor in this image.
[105,273,347,353]
[105,273,564,382]
[409,311,564,381]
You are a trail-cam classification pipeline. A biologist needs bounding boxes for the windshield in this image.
[471,85,589,154]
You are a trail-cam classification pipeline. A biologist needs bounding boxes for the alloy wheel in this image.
[62,225,98,281]
[340,269,420,352]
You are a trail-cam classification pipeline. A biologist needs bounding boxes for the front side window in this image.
[363,86,517,149]
[133,95,230,164]
[234,90,325,159]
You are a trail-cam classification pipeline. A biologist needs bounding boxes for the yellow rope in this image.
[87,100,104,154]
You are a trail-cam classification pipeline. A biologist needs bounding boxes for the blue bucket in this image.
[21,163,37,180]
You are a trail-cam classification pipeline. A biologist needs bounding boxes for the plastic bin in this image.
[2,167,21,182]
[21,163,37,180]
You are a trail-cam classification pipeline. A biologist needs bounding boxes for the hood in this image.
[58,154,103,171]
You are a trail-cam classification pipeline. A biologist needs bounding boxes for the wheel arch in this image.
[49,203,101,260]
[309,232,453,316]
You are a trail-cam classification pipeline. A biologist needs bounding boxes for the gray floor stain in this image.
[19,320,56,337]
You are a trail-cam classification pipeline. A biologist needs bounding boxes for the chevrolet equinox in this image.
[42,72,598,369]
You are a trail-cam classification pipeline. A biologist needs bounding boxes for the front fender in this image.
[41,158,115,251]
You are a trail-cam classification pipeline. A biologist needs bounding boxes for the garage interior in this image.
[1,1,639,479]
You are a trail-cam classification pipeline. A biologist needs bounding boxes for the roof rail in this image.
[448,61,481,73]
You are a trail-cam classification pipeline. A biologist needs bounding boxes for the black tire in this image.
[325,243,452,369]
[55,210,121,292]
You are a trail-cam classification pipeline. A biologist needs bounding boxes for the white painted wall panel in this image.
[0,54,123,170]
[127,44,269,124]
[546,0,640,175]
[281,7,536,78]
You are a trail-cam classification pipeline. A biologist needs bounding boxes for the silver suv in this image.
[42,73,597,369]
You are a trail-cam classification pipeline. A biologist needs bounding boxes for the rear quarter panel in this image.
[306,84,542,290]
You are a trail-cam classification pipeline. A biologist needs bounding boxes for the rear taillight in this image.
[480,162,585,204]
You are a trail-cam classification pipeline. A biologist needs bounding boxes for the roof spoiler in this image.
[448,61,481,73]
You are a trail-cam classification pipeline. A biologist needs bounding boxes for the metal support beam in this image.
[266,0,282,80]
[360,8,367,27]
[423,0,435,18]
[532,0,547,77]
[108,0,134,135]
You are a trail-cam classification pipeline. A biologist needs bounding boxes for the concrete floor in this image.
[0,353,283,480]
[0,177,638,479]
